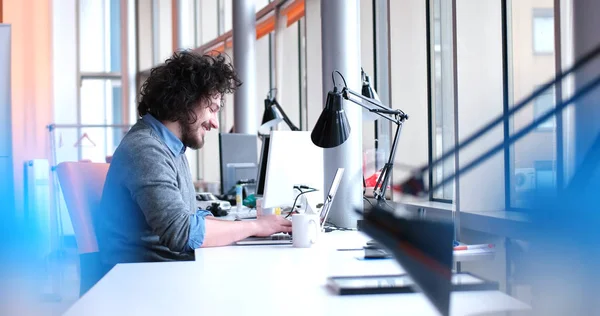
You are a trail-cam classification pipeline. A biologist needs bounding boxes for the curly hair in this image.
[138,51,242,126]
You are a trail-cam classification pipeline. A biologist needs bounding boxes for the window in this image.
[533,87,556,130]
[277,19,301,130]
[389,0,429,202]
[532,8,554,55]
[510,2,558,208]
[200,0,219,45]
[77,0,125,163]
[429,0,456,202]
[79,0,121,73]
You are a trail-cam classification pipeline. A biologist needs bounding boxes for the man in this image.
[99,51,291,265]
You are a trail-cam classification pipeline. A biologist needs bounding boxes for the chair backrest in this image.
[56,162,109,254]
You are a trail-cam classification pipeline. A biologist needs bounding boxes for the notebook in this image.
[234,168,345,245]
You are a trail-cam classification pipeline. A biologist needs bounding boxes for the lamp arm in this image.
[273,99,300,131]
[373,119,404,201]
[336,86,408,201]
[342,93,402,125]
[343,88,408,120]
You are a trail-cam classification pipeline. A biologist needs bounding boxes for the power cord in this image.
[323,221,355,232]
[285,188,317,219]
[363,196,374,208]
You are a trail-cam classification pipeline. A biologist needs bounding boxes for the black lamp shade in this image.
[310,89,351,148]
[259,99,283,134]
[362,82,376,99]
[360,74,381,121]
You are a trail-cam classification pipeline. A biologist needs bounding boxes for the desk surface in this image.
[63,232,528,316]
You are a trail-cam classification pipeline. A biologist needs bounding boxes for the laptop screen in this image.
[320,168,345,227]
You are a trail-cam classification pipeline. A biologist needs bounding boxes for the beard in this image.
[180,121,205,150]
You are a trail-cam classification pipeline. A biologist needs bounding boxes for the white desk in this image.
[63,232,528,316]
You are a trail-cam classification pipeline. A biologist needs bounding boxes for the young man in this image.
[99,51,291,265]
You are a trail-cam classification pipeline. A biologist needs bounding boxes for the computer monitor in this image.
[255,135,270,197]
[218,133,258,194]
[262,131,324,209]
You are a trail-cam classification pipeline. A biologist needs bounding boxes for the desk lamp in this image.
[311,71,409,204]
[256,89,301,198]
[259,89,300,135]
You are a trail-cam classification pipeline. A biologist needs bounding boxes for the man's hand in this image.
[253,215,292,237]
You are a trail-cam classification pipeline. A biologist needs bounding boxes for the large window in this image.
[509,1,558,208]
[389,0,429,200]
[429,0,455,202]
[426,0,565,210]
[534,86,556,130]
[76,0,124,163]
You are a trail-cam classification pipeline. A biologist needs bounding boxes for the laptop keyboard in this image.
[269,234,292,240]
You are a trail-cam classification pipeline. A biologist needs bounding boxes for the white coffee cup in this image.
[292,213,320,248]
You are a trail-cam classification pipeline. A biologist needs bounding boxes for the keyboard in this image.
[264,233,292,240]
[235,233,292,245]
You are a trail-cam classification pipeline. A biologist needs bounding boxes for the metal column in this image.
[232,0,257,134]
[573,0,600,167]
[321,0,363,228]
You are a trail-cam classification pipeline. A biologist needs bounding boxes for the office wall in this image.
[3,0,53,218]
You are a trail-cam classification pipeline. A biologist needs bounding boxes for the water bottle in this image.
[235,184,243,212]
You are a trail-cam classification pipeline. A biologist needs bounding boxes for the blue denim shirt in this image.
[142,114,212,250]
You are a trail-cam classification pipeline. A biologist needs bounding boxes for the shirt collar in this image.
[141,114,186,156]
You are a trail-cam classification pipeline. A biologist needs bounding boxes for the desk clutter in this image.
[326,272,499,295]
[363,240,497,261]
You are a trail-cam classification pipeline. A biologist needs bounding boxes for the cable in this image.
[323,220,355,232]
[285,188,317,219]
[363,196,374,208]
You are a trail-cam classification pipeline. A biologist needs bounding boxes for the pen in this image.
[453,244,495,251]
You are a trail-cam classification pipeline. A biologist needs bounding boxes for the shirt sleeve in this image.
[187,210,213,250]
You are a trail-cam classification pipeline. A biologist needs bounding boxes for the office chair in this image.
[56,162,110,296]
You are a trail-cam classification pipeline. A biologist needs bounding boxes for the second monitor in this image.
[262,131,324,209]
[218,133,258,195]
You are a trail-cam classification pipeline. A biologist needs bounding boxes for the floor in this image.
[0,239,81,316]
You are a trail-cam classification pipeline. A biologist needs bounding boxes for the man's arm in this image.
[201,215,292,247]
[200,220,258,247]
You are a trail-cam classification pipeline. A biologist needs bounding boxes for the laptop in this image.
[234,168,345,245]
